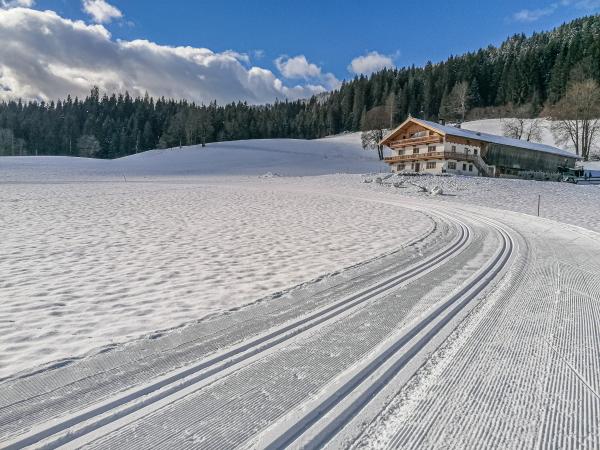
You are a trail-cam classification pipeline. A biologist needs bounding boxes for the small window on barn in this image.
[452,145,457,152]
[398,163,405,170]
[448,162,456,169]
[413,148,420,154]
[428,146,436,153]
[426,161,436,169]
[469,164,473,172]
[463,163,467,171]
[474,149,478,156]
[398,149,405,155]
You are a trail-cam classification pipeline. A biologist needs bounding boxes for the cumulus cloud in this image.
[275,55,322,79]
[275,55,340,90]
[0,8,328,104]
[82,0,122,23]
[348,51,395,76]
[0,0,34,7]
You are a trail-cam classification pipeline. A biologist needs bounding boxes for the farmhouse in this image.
[380,117,579,177]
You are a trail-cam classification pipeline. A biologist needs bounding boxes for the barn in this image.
[380,117,579,177]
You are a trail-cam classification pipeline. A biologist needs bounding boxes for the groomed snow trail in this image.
[353,212,600,450]
[1,183,599,449]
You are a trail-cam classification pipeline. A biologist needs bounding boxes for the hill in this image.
[0,133,387,181]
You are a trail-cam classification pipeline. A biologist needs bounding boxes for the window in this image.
[463,163,467,171]
[397,163,405,170]
[447,162,456,170]
[398,149,405,155]
[451,145,457,152]
[428,146,436,153]
[413,148,420,154]
[426,161,436,169]
[469,164,473,172]
[474,149,478,156]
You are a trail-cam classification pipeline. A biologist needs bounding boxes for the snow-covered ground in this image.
[1,126,600,448]
[1,186,427,379]
[1,128,599,378]
[0,132,386,182]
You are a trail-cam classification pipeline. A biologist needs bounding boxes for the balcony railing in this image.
[384,151,477,164]
[384,151,497,177]
[387,135,443,148]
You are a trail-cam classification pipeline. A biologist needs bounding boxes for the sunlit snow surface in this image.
[1,127,598,379]
[1,126,600,449]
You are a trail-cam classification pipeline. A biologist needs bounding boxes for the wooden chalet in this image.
[379,117,579,177]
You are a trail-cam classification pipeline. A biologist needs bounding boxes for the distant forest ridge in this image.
[0,14,599,158]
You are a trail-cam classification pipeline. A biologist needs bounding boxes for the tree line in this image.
[0,14,599,159]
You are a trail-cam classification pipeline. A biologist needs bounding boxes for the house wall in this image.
[390,140,480,176]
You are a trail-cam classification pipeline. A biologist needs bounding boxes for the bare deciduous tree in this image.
[440,81,470,122]
[360,106,389,160]
[545,79,600,161]
[502,117,543,142]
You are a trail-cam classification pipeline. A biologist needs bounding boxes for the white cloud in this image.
[0,8,328,104]
[512,6,557,22]
[348,51,395,76]
[82,0,122,23]
[275,55,340,90]
[564,0,600,10]
[275,55,322,79]
[512,0,600,22]
[0,0,34,7]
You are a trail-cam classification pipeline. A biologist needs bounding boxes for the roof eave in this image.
[379,117,446,147]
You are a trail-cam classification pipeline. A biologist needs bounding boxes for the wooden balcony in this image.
[384,151,478,164]
[387,135,443,149]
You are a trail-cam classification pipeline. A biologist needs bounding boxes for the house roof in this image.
[380,117,579,159]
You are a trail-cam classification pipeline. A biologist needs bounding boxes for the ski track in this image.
[0,206,459,448]
[1,180,599,449]
[354,211,600,449]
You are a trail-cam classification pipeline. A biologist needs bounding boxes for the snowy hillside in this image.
[0,133,387,181]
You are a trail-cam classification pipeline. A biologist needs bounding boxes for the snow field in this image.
[0,213,446,445]
[76,210,501,449]
[1,126,600,448]
[0,180,428,379]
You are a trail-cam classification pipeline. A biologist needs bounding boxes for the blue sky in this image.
[1,0,599,103]
[33,0,600,75]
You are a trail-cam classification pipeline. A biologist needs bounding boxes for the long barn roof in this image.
[381,117,579,159]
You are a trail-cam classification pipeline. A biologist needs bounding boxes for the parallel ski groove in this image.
[261,217,514,449]
[1,213,471,450]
